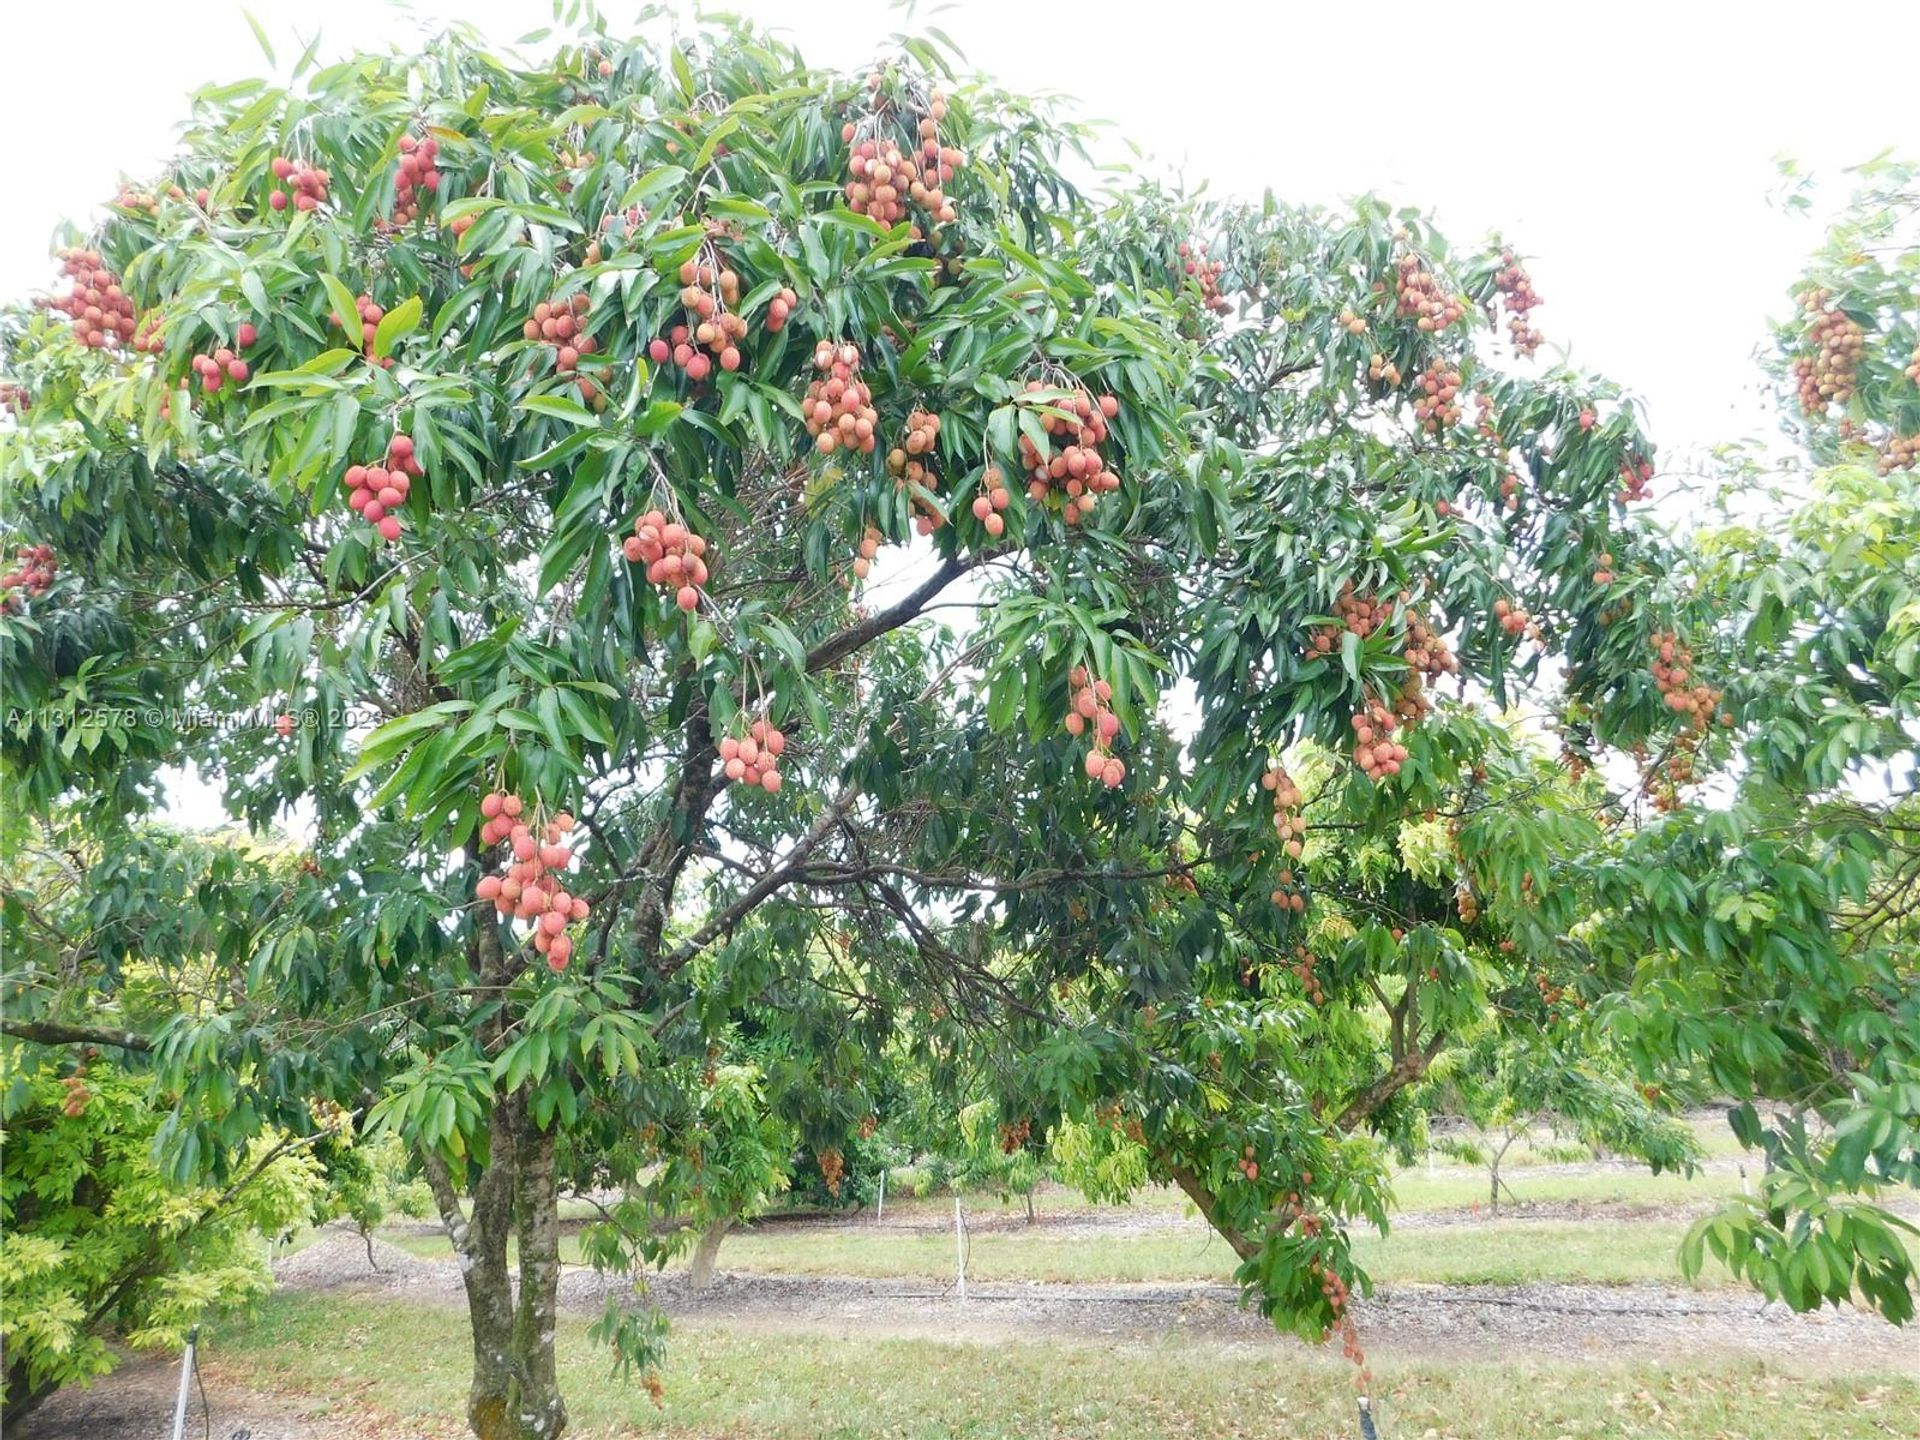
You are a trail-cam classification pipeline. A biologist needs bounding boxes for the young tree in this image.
[1418,1032,1700,1218]
[0,1055,325,1427]
[5,16,1902,1438]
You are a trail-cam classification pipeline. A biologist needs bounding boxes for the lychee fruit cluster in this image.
[1366,351,1402,387]
[1880,434,1920,474]
[474,794,590,971]
[1492,250,1544,356]
[1262,763,1306,858]
[1178,239,1231,315]
[1411,360,1463,431]
[0,382,28,416]
[0,544,57,613]
[112,183,168,216]
[60,1066,93,1117]
[818,1146,844,1197]
[379,133,443,229]
[1065,666,1126,787]
[622,508,710,612]
[40,250,138,350]
[1650,734,1704,815]
[188,333,253,394]
[851,524,884,580]
[343,433,423,544]
[1304,581,1388,657]
[1289,944,1324,1005]
[968,465,1012,538]
[675,258,750,376]
[267,155,329,213]
[1402,601,1457,679]
[1263,764,1308,915]
[1649,631,1723,730]
[331,292,398,371]
[840,85,963,232]
[1494,598,1538,641]
[1791,288,1866,414]
[1617,454,1655,503]
[1456,882,1480,924]
[718,716,787,793]
[1016,385,1121,524]
[1351,696,1409,782]
[1499,472,1524,513]
[889,409,946,533]
[998,1118,1031,1154]
[1387,605,1458,732]
[804,342,879,456]
[1394,253,1464,331]
[1592,550,1616,585]
[523,294,597,373]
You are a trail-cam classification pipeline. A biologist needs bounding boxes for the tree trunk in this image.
[688,1215,733,1291]
[509,1118,567,1440]
[1024,1190,1035,1225]
[424,1091,568,1440]
[1,1366,57,1436]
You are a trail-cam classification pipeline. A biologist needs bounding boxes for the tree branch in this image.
[1162,1157,1259,1261]
[0,1019,152,1052]
[657,779,864,976]
[803,553,978,674]
[1334,1029,1448,1132]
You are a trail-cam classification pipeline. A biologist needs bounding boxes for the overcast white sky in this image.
[6,0,1916,453]
[3,0,1916,826]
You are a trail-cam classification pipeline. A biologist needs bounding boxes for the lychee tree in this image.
[2,15,1900,1439]
[1579,158,1920,1320]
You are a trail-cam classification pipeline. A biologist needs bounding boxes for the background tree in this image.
[1416,1031,1700,1217]
[1578,158,1920,1320]
[4,16,1909,1440]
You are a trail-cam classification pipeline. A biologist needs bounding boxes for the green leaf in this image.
[518,395,599,426]
[372,295,423,361]
[319,274,362,341]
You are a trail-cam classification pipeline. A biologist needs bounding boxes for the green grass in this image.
[205,1291,1920,1440]
[382,1215,1738,1288]
[1386,1163,1748,1213]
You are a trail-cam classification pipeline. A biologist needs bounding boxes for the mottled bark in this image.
[509,1119,566,1440]
[422,915,569,1440]
[424,1095,523,1440]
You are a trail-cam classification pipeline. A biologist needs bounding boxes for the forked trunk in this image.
[424,1094,568,1440]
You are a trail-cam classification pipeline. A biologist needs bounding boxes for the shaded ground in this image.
[14,1348,347,1440]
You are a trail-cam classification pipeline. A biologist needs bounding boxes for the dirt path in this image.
[278,1233,1919,1369]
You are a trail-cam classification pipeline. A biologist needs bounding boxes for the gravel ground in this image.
[274,1231,1920,1368]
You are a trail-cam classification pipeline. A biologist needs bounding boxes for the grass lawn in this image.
[206,1291,1920,1440]
[385,1216,1737,1288]
[867,1158,1751,1228]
